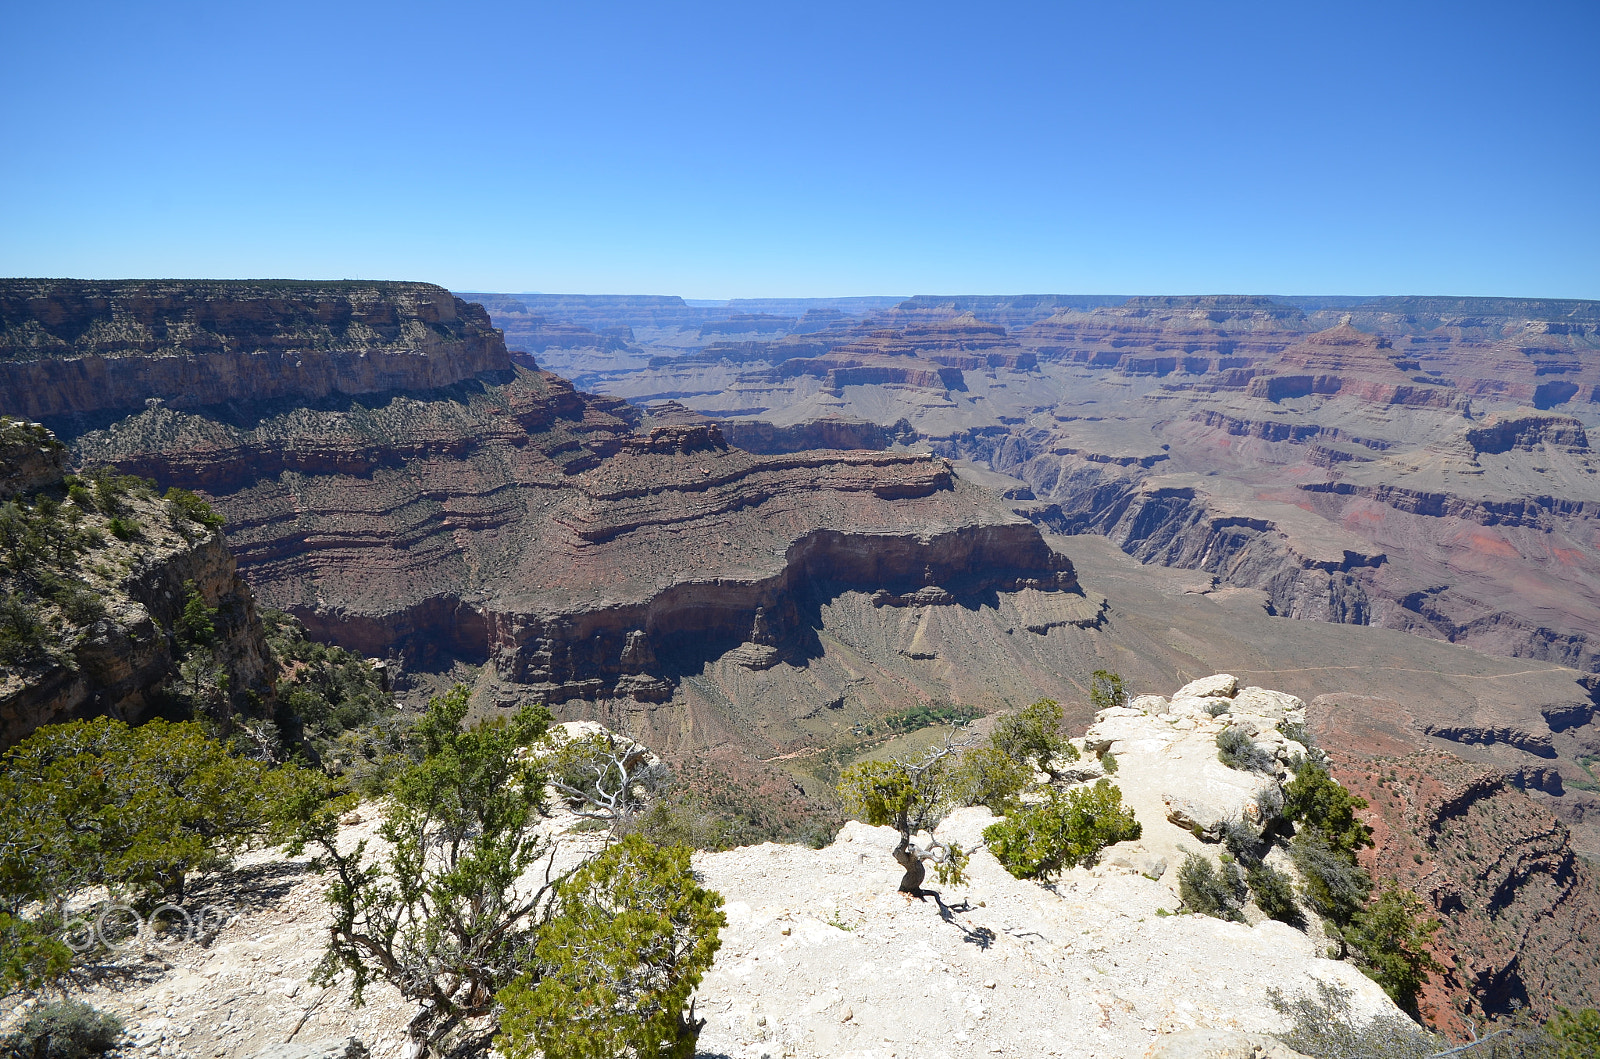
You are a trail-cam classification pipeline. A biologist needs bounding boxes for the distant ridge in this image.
[1351,295,1600,320]
[897,294,1128,312]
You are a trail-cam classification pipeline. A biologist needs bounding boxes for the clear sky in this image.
[2,1,1596,299]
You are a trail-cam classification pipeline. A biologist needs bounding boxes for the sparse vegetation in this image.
[1178,852,1246,922]
[1284,758,1374,858]
[261,609,400,784]
[1247,861,1302,925]
[1216,725,1276,772]
[950,698,1078,812]
[1088,669,1127,711]
[881,702,981,733]
[1270,980,1436,1058]
[1347,883,1444,1017]
[281,686,723,1057]
[164,486,224,530]
[540,726,668,829]
[837,738,971,894]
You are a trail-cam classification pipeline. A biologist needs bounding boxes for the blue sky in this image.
[2,1,1596,299]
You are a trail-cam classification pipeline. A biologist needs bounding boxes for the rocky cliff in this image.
[0,283,1089,726]
[68,366,1081,711]
[1324,741,1600,1031]
[0,280,509,419]
[0,419,273,747]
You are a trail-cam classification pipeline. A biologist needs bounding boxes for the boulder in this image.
[1174,674,1239,701]
[1232,687,1306,724]
[1106,846,1168,879]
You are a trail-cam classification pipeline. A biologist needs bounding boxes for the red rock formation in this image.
[1320,740,1600,1031]
[69,364,1079,707]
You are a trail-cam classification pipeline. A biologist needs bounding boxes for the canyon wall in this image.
[0,280,509,418]
[0,421,274,747]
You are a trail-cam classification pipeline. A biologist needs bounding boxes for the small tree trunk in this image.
[893,834,925,895]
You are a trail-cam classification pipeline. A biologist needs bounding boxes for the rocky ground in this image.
[14,683,1407,1059]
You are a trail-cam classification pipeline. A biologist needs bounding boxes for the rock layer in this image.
[45,347,1082,709]
[0,280,508,419]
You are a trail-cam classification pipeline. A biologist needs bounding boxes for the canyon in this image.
[4,280,1600,1026]
[501,292,1600,853]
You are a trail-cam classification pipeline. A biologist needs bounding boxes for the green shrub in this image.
[992,699,1079,772]
[984,779,1141,881]
[261,609,395,766]
[1216,726,1276,773]
[164,487,224,530]
[623,790,744,851]
[0,912,74,999]
[0,596,50,667]
[0,999,124,1059]
[1221,817,1264,865]
[175,581,217,648]
[1547,1008,1600,1059]
[497,835,725,1059]
[0,716,329,907]
[105,516,139,541]
[1270,981,1437,1059]
[1246,861,1301,925]
[1290,831,1372,934]
[1284,759,1373,857]
[284,687,559,1052]
[1089,670,1127,711]
[1280,719,1314,750]
[838,742,970,893]
[1177,852,1244,921]
[948,743,1033,814]
[1098,749,1118,773]
[1346,882,1444,1017]
[82,466,151,516]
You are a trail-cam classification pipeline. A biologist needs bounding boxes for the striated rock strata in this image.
[58,362,1083,709]
[0,279,509,419]
[1323,741,1600,1030]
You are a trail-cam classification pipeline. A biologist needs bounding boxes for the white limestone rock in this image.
[1175,673,1239,701]
[1232,687,1307,725]
[1146,1028,1313,1058]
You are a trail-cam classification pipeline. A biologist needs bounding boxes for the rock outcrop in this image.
[528,292,1600,695]
[0,417,69,498]
[1322,742,1600,1031]
[52,719,1396,1059]
[0,280,509,419]
[0,422,273,747]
